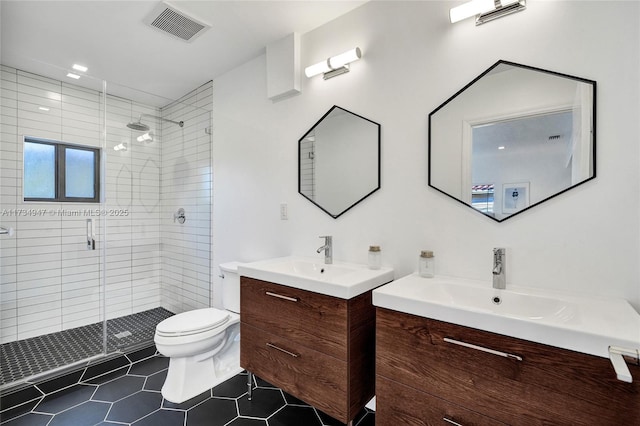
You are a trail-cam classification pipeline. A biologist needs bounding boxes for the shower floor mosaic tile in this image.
[0,308,174,387]
[0,352,375,426]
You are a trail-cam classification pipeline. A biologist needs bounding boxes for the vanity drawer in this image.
[241,277,347,360]
[376,376,506,426]
[376,307,640,425]
[241,322,348,422]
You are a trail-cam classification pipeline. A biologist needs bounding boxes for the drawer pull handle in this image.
[443,417,463,426]
[266,342,300,358]
[265,291,298,302]
[444,337,523,361]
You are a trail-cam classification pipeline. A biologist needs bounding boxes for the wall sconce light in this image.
[450,0,526,25]
[113,142,128,151]
[305,47,362,80]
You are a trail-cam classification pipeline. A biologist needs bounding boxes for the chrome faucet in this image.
[492,248,506,289]
[317,236,333,264]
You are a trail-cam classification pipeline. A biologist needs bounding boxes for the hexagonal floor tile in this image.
[128,357,169,376]
[226,419,267,426]
[0,412,52,426]
[132,408,185,425]
[143,369,167,391]
[355,412,375,426]
[213,374,248,398]
[317,409,344,426]
[48,400,110,426]
[237,388,285,419]
[253,376,277,388]
[281,390,307,406]
[34,384,97,414]
[162,389,210,410]
[92,375,145,402]
[105,390,162,423]
[186,397,237,426]
[269,405,322,426]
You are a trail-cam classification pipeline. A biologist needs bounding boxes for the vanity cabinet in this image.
[240,277,376,424]
[376,307,640,425]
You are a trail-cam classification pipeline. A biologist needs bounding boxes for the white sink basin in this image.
[261,258,358,281]
[238,256,394,299]
[419,276,578,323]
[373,274,640,358]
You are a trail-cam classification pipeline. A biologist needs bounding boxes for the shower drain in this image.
[114,331,132,339]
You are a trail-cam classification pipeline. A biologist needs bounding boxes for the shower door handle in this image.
[87,219,95,250]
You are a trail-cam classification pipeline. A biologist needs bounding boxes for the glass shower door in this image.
[0,66,108,388]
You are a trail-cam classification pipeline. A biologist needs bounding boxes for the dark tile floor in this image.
[0,308,174,386]
[0,352,375,426]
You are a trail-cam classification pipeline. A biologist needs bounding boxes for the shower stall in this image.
[0,64,213,391]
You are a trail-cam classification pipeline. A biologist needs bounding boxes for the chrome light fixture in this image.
[450,0,526,25]
[305,47,362,80]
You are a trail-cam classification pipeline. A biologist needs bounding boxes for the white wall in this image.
[212,1,640,310]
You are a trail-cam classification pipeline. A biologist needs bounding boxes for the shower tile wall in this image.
[159,82,213,314]
[0,65,171,344]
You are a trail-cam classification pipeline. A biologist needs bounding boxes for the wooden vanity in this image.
[240,276,377,424]
[375,307,640,425]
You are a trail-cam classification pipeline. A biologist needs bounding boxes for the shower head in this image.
[126,120,150,132]
[126,114,184,132]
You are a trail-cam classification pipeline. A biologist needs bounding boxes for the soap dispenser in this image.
[418,250,435,278]
[368,245,381,270]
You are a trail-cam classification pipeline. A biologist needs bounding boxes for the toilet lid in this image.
[156,308,230,337]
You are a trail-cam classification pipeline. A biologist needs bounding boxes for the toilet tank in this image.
[219,261,243,313]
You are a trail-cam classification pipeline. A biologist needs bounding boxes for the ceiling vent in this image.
[144,2,210,42]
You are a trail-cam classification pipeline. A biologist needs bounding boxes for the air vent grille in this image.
[145,2,210,42]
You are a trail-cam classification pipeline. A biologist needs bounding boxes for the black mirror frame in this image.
[428,60,597,223]
[298,105,381,219]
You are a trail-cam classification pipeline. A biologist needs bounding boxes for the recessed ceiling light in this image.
[66,73,81,80]
[72,64,88,72]
[38,106,50,111]
[498,146,505,150]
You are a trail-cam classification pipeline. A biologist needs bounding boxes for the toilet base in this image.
[161,332,242,403]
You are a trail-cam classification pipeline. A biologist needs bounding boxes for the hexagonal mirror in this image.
[429,60,596,222]
[299,105,381,218]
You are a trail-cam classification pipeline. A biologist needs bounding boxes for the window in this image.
[24,137,100,202]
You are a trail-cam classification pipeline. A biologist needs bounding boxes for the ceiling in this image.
[0,0,366,106]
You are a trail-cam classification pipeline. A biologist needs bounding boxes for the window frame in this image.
[24,136,101,203]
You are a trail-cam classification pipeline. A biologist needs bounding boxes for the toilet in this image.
[154,261,244,403]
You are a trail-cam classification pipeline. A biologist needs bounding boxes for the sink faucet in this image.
[317,236,333,264]
[492,248,506,289]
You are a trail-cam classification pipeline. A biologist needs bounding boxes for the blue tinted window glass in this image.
[65,148,95,198]
[24,142,56,198]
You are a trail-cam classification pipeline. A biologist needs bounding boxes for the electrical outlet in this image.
[280,203,288,220]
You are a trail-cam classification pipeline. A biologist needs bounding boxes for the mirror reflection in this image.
[429,60,596,222]
[299,106,381,218]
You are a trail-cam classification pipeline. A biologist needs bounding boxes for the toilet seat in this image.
[156,308,230,337]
